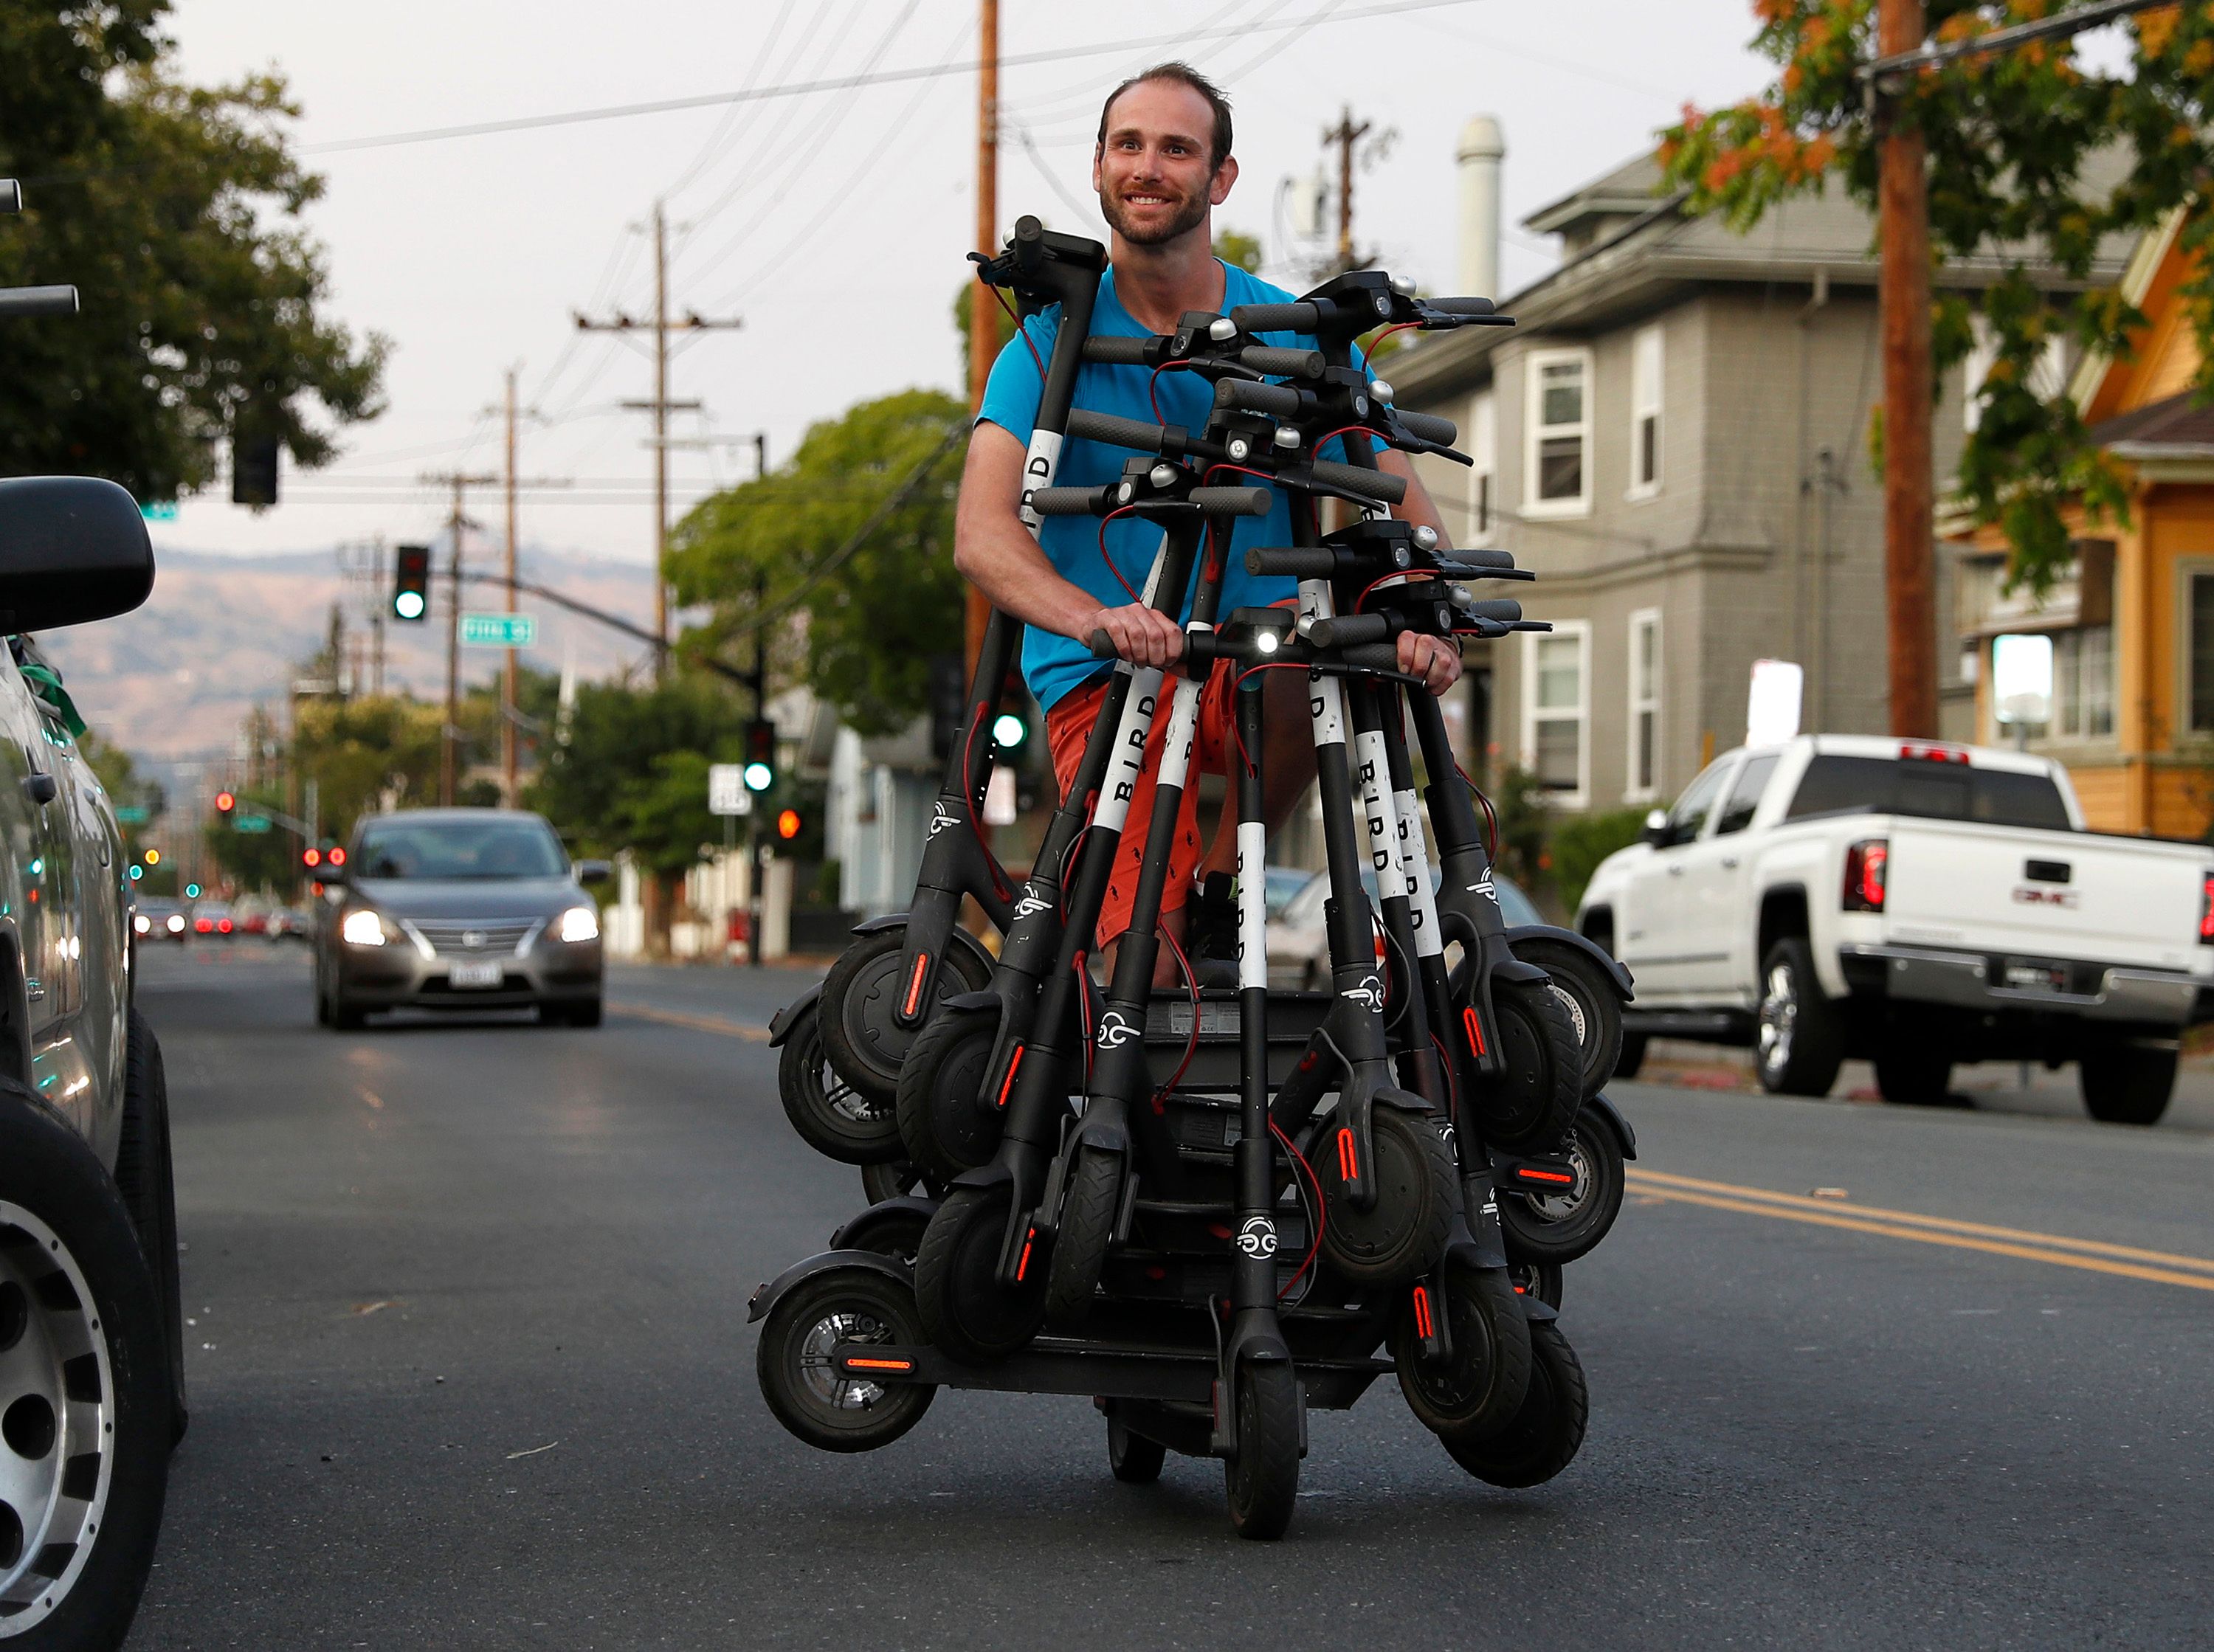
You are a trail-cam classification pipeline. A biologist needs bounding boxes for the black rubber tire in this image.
[1043,1146,1120,1333]
[1613,1031,1646,1079]
[1510,938,1624,1105]
[1467,977,1582,1153]
[1314,1106,1456,1287]
[835,1206,932,1268]
[894,1002,1004,1183]
[1875,1048,1953,1107]
[1390,1259,1533,1440]
[114,1010,188,1448]
[1224,1361,1301,1541]
[561,998,604,1029]
[1753,937,1846,1097]
[776,1001,903,1165]
[1498,1105,1627,1268]
[1508,1259,1564,1310]
[861,1161,939,1205]
[819,927,993,1102]
[914,1185,1047,1363]
[755,1267,935,1454]
[312,963,334,1027]
[1107,1411,1167,1484]
[0,1082,173,1648]
[2080,1040,2178,1127]
[330,993,367,1031]
[1441,1319,1587,1489]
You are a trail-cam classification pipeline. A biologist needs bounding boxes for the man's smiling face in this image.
[1092,77,1236,248]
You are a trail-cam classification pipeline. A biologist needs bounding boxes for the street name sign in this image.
[459,613,538,648]
[233,814,273,834]
[708,764,752,817]
[115,806,150,824]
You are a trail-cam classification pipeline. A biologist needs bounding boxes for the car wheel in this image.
[567,998,603,1029]
[112,1012,187,1446]
[2080,1040,2176,1127]
[330,994,367,1031]
[1754,938,1844,1097]
[0,1082,173,1648]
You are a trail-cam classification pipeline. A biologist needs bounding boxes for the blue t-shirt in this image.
[978,262,1347,710]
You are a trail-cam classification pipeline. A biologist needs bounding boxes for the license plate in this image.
[2002,958,2068,992]
[449,959,503,989]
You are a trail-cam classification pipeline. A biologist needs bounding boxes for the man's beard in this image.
[1100,183,1210,247]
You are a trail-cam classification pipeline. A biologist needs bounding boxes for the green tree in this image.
[668,390,967,737]
[0,1,387,500]
[202,785,301,892]
[1660,2,2214,592]
[292,696,444,842]
[1213,229,1263,273]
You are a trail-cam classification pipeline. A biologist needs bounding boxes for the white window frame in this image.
[1627,325,1663,501]
[1466,390,1497,547]
[1625,607,1661,803]
[1522,347,1593,519]
[1521,619,1591,809]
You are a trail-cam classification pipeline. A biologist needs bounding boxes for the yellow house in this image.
[1952,212,2214,838]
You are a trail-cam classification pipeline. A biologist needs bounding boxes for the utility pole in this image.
[370,537,387,697]
[963,0,999,674]
[503,370,523,803]
[575,201,742,684]
[748,432,769,970]
[1322,106,1372,273]
[423,469,498,805]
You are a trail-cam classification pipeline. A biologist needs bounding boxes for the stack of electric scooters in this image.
[749,218,1638,1541]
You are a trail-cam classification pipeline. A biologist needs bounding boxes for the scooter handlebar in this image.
[1031,485,1114,516]
[1426,297,1495,316]
[1066,409,1167,453]
[1306,612,1389,646]
[1457,597,1523,623]
[1214,378,1300,418]
[1394,409,1458,444]
[1229,300,1319,333]
[1238,344,1325,379]
[0,285,77,318]
[1307,459,1407,505]
[1082,335,1159,367]
[1246,547,1337,578]
[1189,486,1273,516]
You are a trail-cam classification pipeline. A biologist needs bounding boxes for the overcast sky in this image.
[156,0,1773,573]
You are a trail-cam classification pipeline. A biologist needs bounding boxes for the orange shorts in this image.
[1046,661,1240,947]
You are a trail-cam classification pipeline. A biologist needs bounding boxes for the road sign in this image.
[114,806,150,824]
[459,612,538,648]
[139,500,178,522]
[233,814,273,834]
[708,763,752,817]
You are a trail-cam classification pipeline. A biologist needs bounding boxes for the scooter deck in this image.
[1139,986,1331,1088]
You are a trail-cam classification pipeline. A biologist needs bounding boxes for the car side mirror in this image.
[576,859,613,885]
[0,477,154,631]
[1640,807,1671,848]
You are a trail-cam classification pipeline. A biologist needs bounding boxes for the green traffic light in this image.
[127,865,142,881]
[184,882,201,899]
[993,712,1028,748]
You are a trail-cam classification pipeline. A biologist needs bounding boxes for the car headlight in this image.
[558,905,599,944]
[341,908,388,947]
[133,914,150,935]
[165,914,185,934]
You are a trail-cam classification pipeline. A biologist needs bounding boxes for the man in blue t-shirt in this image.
[954,61,1460,972]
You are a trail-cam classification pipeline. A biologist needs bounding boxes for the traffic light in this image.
[184,882,201,899]
[214,790,235,815]
[326,846,346,868]
[777,808,802,841]
[302,848,321,869]
[992,711,1028,751]
[393,545,432,622]
[142,849,159,866]
[743,719,776,793]
[232,432,280,506]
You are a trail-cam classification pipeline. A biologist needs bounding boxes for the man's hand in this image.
[1398,632,1461,696]
[1092,603,1184,668]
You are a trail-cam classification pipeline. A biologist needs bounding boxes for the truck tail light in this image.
[2201,871,2214,944]
[1843,838,1888,913]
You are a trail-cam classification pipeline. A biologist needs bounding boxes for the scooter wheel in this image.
[1044,1145,1120,1332]
[1469,977,1582,1154]
[894,1003,1004,1183]
[821,928,993,1102]
[1441,1319,1587,1488]
[1224,1361,1302,1541]
[914,1185,1048,1363]
[835,1203,934,1268]
[1107,1409,1167,1484]
[861,1160,942,1205]
[756,1267,936,1453]
[1315,1107,1456,1287]
[1497,1105,1627,1266]
[777,1001,905,1164]
[1508,937,1624,1105]
[1508,1259,1564,1310]
[1391,1258,1533,1441]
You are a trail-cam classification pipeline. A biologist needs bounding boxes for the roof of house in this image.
[2089,389,2214,456]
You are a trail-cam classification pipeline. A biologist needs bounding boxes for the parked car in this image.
[0,471,184,1649]
[189,899,232,937]
[132,896,187,944]
[1578,734,2214,1123]
[312,808,610,1029]
[1266,863,1545,990]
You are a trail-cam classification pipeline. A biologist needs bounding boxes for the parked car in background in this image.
[1265,864,1545,990]
[1263,865,1312,922]
[133,896,187,944]
[190,899,233,937]
[1578,735,2214,1123]
[313,808,610,1029]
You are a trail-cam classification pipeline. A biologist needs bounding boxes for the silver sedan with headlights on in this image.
[311,808,610,1029]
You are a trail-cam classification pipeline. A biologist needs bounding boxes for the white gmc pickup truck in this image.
[1576,735,2214,1124]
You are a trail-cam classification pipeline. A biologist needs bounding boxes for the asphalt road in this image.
[123,942,2214,1649]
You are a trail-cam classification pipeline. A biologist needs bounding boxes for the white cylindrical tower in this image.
[1457,114,1506,301]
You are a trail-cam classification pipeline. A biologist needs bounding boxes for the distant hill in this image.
[36,544,662,762]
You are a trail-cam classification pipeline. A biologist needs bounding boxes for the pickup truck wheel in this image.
[114,1012,187,1447]
[2079,1041,2176,1127]
[1614,1033,1647,1080]
[1875,1049,1953,1107]
[1755,939,1845,1097]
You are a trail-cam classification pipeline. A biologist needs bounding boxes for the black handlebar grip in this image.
[0,284,77,318]
[1238,345,1325,379]
[1031,485,1108,516]
[1215,378,1300,418]
[1337,643,1406,672]
[1083,334,1158,366]
[1229,300,1318,333]
[1307,460,1407,505]
[0,181,21,214]
[1396,409,1458,444]
[1188,486,1274,516]
[1458,598,1523,623]
[1442,548,1517,570]
[1246,547,1337,577]
[1427,297,1496,316]
[1089,629,1117,658]
[1308,612,1390,647]
[1066,409,1166,452]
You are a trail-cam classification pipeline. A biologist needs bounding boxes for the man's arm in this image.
[953,422,1186,667]
[1373,449,1461,694]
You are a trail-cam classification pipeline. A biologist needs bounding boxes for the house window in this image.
[1524,348,1592,515]
[1627,608,1660,801]
[1963,316,2069,433]
[1467,390,1497,545]
[1629,325,1663,498]
[1522,621,1590,804]
[2189,573,2214,734]
[2052,626,2114,739]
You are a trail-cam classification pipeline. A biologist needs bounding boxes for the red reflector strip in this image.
[1337,1127,1358,1183]
[841,1356,914,1372]
[1517,1168,1576,1186]
[996,1043,1025,1109]
[1015,1230,1035,1281]
[1412,1285,1434,1339]
[901,953,931,1018]
[1462,1005,1486,1058]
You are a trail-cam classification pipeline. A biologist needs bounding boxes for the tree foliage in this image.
[0,1,387,500]
[1660,1,2214,590]
[666,390,967,738]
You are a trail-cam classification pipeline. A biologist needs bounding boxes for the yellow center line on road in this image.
[1626,1169,2214,1294]
[607,1003,771,1043]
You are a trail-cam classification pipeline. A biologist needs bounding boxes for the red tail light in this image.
[2200,871,2214,944]
[1899,742,1968,764]
[218,919,232,933]
[1843,838,1888,913]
